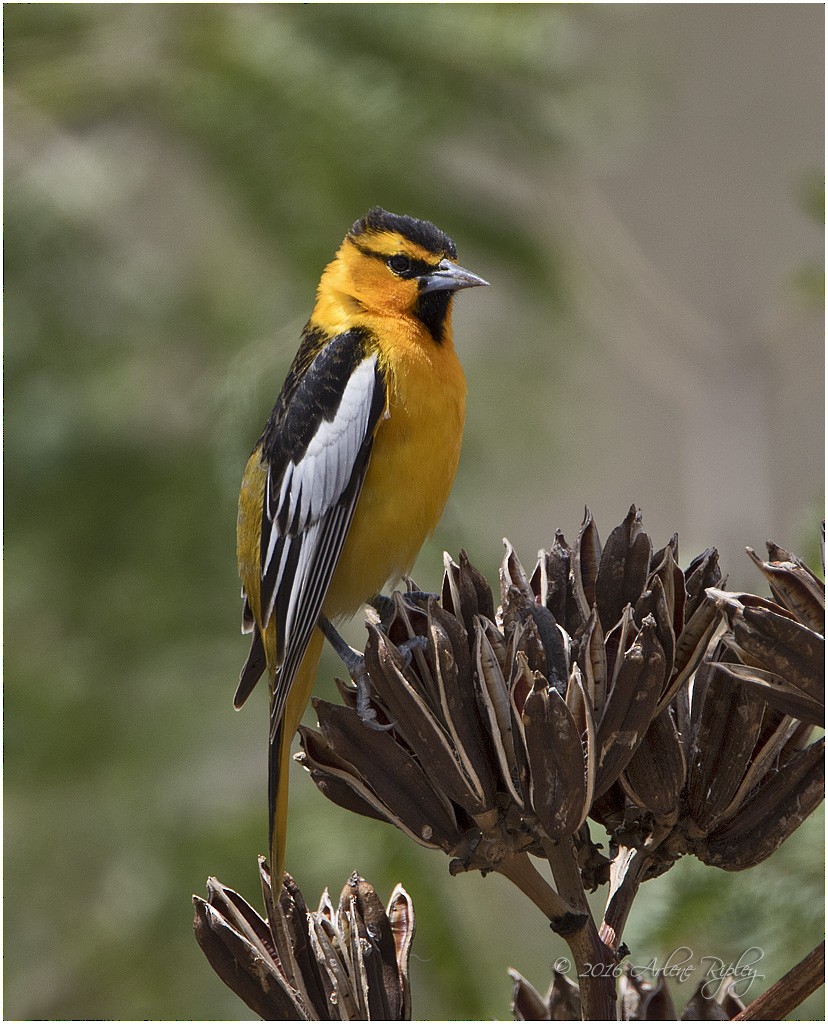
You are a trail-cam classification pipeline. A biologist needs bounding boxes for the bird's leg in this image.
[318,615,394,731]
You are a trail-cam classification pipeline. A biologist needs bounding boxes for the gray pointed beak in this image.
[419,258,490,294]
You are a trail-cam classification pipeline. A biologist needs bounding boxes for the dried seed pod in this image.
[508,966,581,1021]
[522,674,588,841]
[547,969,582,1020]
[273,867,330,1016]
[565,664,597,817]
[685,660,767,833]
[658,586,721,714]
[528,602,570,691]
[365,626,488,815]
[684,547,723,620]
[532,531,580,636]
[594,616,666,799]
[442,550,493,640]
[502,538,536,605]
[714,661,823,727]
[428,606,497,810]
[619,966,677,1021]
[508,967,552,1021]
[475,625,523,807]
[622,707,686,820]
[595,504,652,633]
[428,597,473,679]
[340,874,404,1020]
[508,656,534,808]
[634,574,676,682]
[441,554,477,642]
[441,552,463,621]
[747,542,825,635]
[459,548,496,622]
[603,604,637,693]
[710,590,824,702]
[698,737,824,870]
[386,885,415,1020]
[514,613,548,678]
[578,607,607,717]
[297,725,392,825]
[573,507,602,621]
[649,538,686,644]
[385,593,435,702]
[193,877,306,1021]
[681,978,746,1020]
[313,698,461,852]
[480,614,510,677]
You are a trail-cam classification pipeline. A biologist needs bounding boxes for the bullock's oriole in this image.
[235,208,488,879]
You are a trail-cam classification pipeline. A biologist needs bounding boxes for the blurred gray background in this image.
[5,5,823,1020]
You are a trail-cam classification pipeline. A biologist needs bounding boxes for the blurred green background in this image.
[5,4,824,1020]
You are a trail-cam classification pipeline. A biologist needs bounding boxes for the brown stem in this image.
[733,941,824,1021]
[543,836,617,1021]
[496,851,575,922]
[542,835,590,914]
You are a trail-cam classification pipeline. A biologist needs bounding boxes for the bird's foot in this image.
[318,615,394,732]
[403,589,441,607]
[369,589,440,627]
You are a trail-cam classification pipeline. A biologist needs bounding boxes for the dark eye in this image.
[388,254,412,276]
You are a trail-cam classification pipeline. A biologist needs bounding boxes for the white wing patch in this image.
[259,352,378,638]
[264,355,378,561]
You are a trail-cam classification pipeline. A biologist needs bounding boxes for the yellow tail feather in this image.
[269,628,325,882]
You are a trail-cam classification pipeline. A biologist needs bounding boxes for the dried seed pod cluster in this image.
[298,508,716,870]
[300,507,823,887]
[598,536,825,880]
[193,861,414,1021]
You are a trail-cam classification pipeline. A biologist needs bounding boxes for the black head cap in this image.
[350,207,458,260]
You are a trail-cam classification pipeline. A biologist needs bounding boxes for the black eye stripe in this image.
[389,255,431,279]
[386,258,431,282]
[351,241,434,280]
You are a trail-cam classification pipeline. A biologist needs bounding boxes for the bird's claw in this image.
[397,634,428,668]
[354,669,395,732]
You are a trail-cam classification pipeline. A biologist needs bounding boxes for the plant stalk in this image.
[734,941,824,1021]
[496,851,575,922]
[543,836,617,1020]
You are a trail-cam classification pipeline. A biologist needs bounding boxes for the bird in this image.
[235,207,488,881]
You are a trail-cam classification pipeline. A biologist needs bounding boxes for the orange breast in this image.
[323,318,466,618]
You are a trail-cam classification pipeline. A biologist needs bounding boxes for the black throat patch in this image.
[415,289,453,345]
